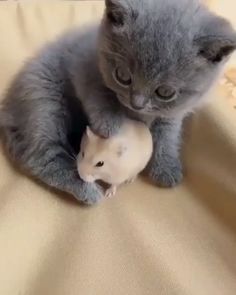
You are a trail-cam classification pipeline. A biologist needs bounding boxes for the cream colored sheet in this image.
[0,1,236,295]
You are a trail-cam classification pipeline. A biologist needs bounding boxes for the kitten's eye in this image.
[156,85,176,101]
[114,66,132,87]
[95,161,104,168]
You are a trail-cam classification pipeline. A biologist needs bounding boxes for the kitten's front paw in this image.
[148,157,183,188]
[91,113,123,138]
[76,182,104,205]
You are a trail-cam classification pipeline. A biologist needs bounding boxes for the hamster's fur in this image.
[77,119,153,197]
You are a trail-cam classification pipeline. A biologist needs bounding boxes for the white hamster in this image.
[77,119,153,197]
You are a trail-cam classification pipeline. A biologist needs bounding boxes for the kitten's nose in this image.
[130,96,147,110]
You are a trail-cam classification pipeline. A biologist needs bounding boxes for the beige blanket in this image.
[0,1,236,294]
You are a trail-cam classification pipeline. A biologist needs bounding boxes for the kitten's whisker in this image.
[66,152,77,162]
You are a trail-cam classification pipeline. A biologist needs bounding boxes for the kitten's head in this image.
[98,0,236,118]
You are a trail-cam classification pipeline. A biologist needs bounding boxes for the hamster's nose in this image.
[79,171,95,183]
[84,175,95,183]
[130,95,147,110]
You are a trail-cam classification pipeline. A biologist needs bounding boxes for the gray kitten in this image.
[0,0,236,204]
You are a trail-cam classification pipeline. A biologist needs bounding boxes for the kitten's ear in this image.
[105,0,126,26]
[195,16,236,63]
[117,143,127,157]
[196,36,236,63]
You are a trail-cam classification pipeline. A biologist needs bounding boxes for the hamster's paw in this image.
[105,186,117,198]
[76,182,104,205]
[125,177,136,185]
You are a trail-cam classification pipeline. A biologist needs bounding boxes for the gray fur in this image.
[0,0,236,203]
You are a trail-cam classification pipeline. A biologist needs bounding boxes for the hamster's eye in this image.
[95,161,104,167]
[82,152,85,158]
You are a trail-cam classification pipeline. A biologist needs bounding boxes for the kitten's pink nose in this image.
[131,95,147,110]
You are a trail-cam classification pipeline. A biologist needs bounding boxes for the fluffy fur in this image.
[77,120,153,197]
[0,0,236,204]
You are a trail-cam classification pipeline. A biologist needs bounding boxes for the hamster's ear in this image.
[86,126,97,140]
[195,16,236,63]
[117,143,127,157]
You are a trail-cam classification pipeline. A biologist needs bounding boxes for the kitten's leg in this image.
[2,122,103,205]
[105,185,117,198]
[1,70,103,204]
[81,91,125,138]
[147,118,183,187]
